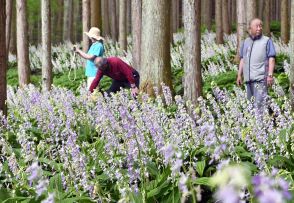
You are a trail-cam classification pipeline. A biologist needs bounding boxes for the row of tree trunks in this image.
[90,0,102,29]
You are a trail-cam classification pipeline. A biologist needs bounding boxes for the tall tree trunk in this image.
[132,0,142,71]
[276,0,280,21]
[290,0,294,110]
[0,0,7,116]
[101,0,110,36]
[55,0,63,43]
[183,0,202,103]
[263,0,270,36]
[63,0,73,42]
[258,0,264,19]
[9,0,16,55]
[235,0,246,62]
[6,0,12,54]
[119,0,127,51]
[246,0,257,25]
[202,0,212,30]
[16,0,30,86]
[140,0,172,95]
[82,0,90,52]
[215,0,224,44]
[73,0,81,43]
[41,0,52,91]
[126,0,131,34]
[222,0,231,34]
[231,0,236,25]
[171,0,180,33]
[281,0,289,43]
[109,0,118,41]
[90,0,102,29]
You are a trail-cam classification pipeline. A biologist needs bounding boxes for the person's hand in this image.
[73,45,80,54]
[267,76,274,86]
[236,75,243,86]
[131,87,139,97]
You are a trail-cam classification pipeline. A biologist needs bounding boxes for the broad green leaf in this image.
[193,177,213,187]
[146,161,159,177]
[49,173,63,192]
[147,180,170,198]
[196,160,206,177]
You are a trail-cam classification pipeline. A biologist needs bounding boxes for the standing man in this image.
[236,18,276,109]
[90,57,140,97]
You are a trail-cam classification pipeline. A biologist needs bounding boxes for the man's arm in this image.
[89,70,103,92]
[267,57,275,86]
[236,58,244,86]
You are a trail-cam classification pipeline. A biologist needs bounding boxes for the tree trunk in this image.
[0,0,7,116]
[109,0,118,41]
[55,0,63,43]
[246,0,257,25]
[140,0,173,95]
[101,0,110,36]
[16,0,30,87]
[258,0,264,19]
[290,0,294,110]
[126,0,132,34]
[119,0,127,51]
[235,0,246,62]
[90,0,102,29]
[63,0,73,42]
[263,0,270,36]
[82,0,90,52]
[6,0,12,54]
[215,0,224,44]
[73,0,81,43]
[41,0,52,91]
[183,0,202,103]
[202,0,212,30]
[222,0,231,34]
[281,0,289,43]
[171,0,180,33]
[231,0,236,25]
[9,0,17,55]
[132,0,142,71]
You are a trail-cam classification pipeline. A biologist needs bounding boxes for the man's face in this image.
[249,19,263,37]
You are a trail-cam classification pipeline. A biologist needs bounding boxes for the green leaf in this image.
[147,180,170,198]
[49,173,63,192]
[161,187,180,203]
[3,197,32,203]
[192,177,213,187]
[60,197,94,203]
[196,160,206,177]
[0,188,11,202]
[38,158,63,171]
[146,161,159,177]
[129,191,144,203]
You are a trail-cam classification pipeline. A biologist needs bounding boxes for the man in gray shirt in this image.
[237,18,276,109]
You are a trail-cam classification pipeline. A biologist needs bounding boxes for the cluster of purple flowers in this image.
[0,82,292,201]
